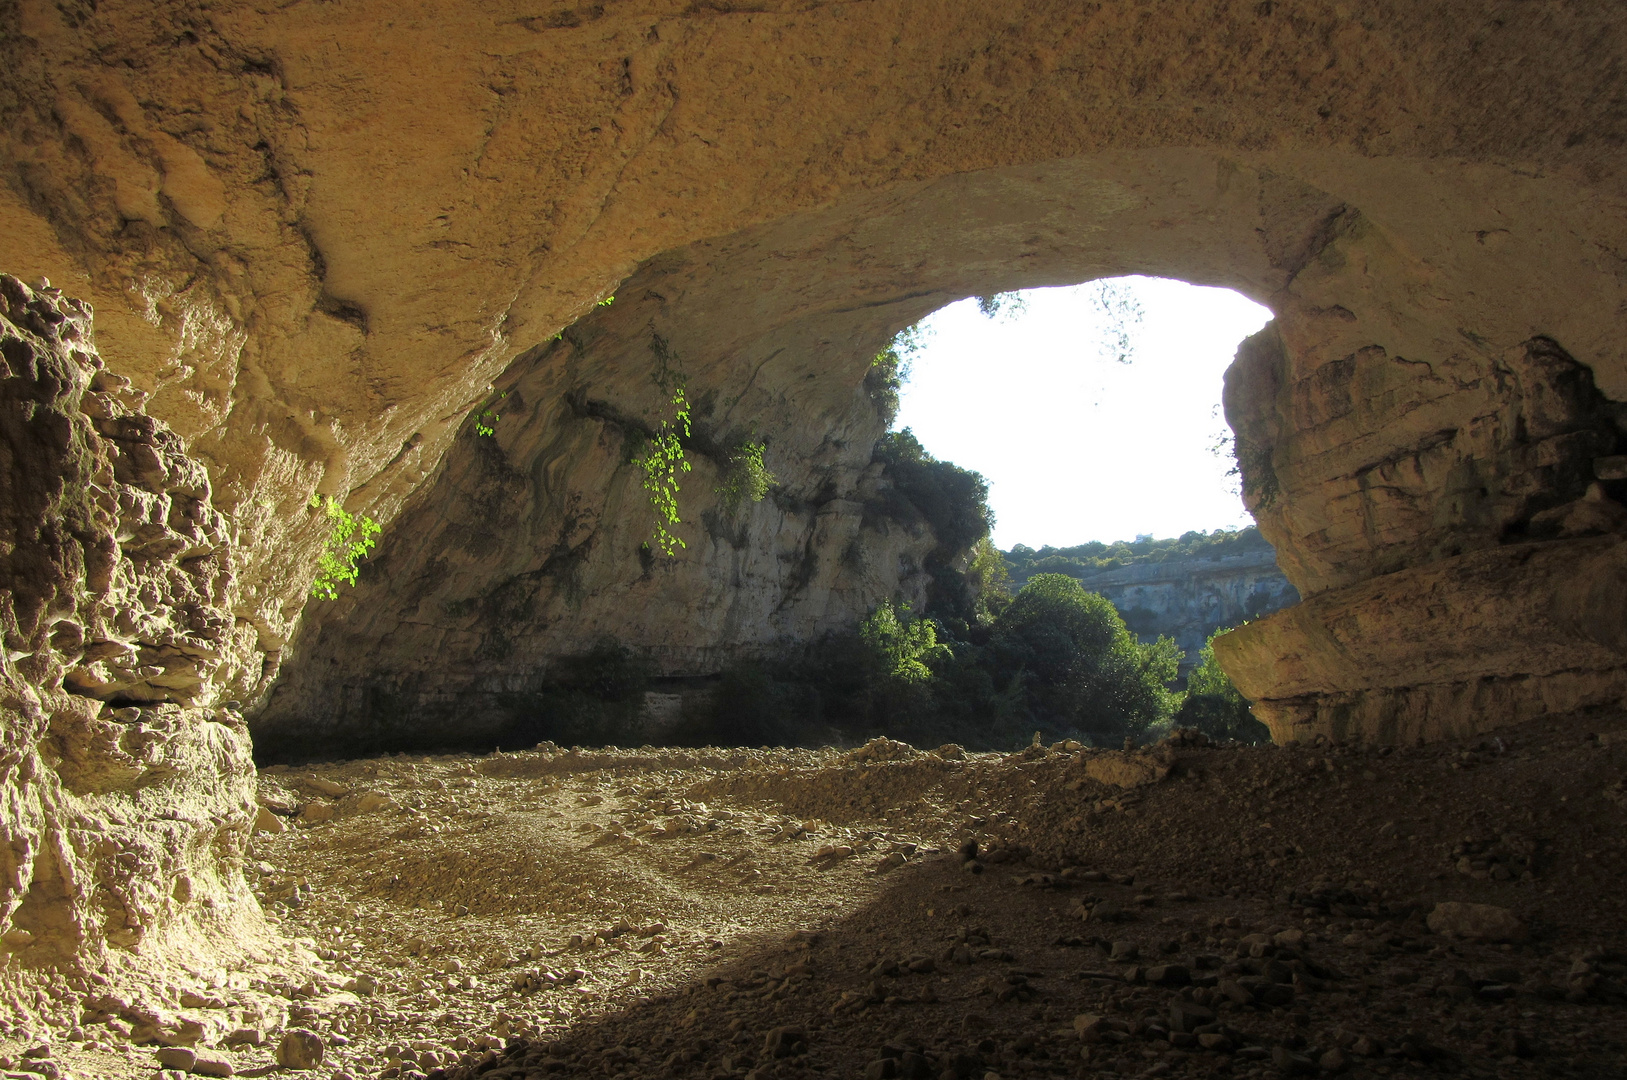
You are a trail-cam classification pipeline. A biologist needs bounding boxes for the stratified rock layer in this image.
[1221,322,1627,743]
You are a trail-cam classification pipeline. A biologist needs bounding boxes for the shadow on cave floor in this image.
[238,710,1627,1080]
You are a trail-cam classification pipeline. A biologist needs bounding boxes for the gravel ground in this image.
[9,711,1625,1079]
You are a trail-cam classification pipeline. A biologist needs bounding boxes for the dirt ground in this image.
[10,710,1627,1080]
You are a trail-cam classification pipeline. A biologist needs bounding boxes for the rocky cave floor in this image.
[8,711,1627,1080]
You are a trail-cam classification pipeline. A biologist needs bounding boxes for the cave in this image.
[0,0,1624,1067]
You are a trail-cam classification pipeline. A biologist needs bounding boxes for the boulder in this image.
[1085,752,1171,788]
[253,806,286,834]
[1427,902,1527,942]
[297,801,335,824]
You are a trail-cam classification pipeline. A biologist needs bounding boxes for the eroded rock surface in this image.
[1,0,1626,990]
[2,2,1625,756]
[1222,326,1627,743]
[0,276,276,1026]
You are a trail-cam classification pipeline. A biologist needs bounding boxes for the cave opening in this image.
[889,276,1274,551]
[3,5,1626,1061]
[857,274,1295,748]
[256,270,1303,763]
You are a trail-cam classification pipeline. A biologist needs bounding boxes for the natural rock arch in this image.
[259,149,1627,755]
[0,0,1623,998]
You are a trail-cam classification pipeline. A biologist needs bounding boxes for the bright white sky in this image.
[892,277,1275,549]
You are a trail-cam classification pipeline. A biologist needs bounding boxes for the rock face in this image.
[1219,320,1627,743]
[0,0,1626,975]
[0,278,265,994]
[1044,549,1299,668]
[1217,536,1627,744]
[253,251,969,756]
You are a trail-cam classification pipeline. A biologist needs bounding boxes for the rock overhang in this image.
[0,0,1623,984]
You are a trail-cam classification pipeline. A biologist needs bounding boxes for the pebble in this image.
[1167,1001,1214,1033]
[276,1029,325,1071]
[304,777,350,798]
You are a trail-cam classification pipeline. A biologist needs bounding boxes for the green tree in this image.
[872,429,993,556]
[1174,628,1269,742]
[860,601,951,684]
[975,292,1027,320]
[989,573,1179,741]
[966,536,1010,622]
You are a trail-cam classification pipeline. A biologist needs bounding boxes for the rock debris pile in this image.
[1,712,1623,1079]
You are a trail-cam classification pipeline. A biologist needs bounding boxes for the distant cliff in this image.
[1004,529,1300,668]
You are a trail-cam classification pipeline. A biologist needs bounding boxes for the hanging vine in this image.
[634,333,692,556]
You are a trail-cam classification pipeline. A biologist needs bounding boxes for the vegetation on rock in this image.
[1003,525,1274,588]
[872,429,994,562]
[634,334,693,556]
[472,389,507,437]
[864,325,927,426]
[714,439,775,513]
[309,495,382,601]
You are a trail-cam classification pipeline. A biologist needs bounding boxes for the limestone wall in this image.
[0,277,273,1026]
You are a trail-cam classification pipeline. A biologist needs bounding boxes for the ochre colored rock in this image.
[275,1029,325,1071]
[1426,902,1527,943]
[1214,538,1627,744]
[1085,752,1171,789]
[155,1047,196,1072]
[0,1,1624,986]
[0,3,1620,757]
[0,278,267,982]
[297,801,335,824]
[192,1048,236,1077]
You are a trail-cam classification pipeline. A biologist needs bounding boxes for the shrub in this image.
[714,439,775,513]
[629,576,1181,753]
[872,429,993,557]
[860,601,951,683]
[634,333,693,556]
[865,347,907,425]
[1174,628,1269,742]
[863,324,928,425]
[966,536,1011,622]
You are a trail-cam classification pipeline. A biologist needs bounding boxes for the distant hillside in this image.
[1002,527,1299,669]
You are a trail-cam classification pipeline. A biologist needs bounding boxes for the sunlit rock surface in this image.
[0,277,273,1016]
[1,0,1625,977]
